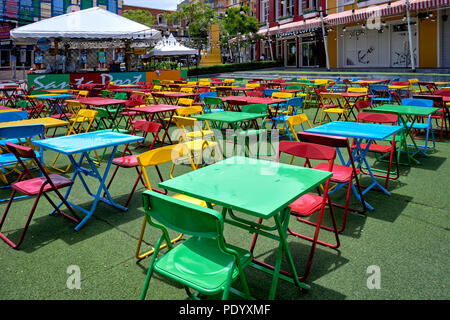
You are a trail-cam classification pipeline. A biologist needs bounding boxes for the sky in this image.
[123,0,182,11]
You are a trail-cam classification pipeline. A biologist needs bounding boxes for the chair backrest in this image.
[434,90,450,96]
[401,98,434,107]
[199,81,210,86]
[241,104,267,114]
[285,85,303,90]
[133,120,162,134]
[277,140,336,170]
[203,96,223,109]
[177,98,194,107]
[200,91,218,102]
[391,81,410,86]
[347,87,368,94]
[0,110,28,123]
[354,100,371,112]
[5,142,49,183]
[297,131,350,149]
[114,92,127,100]
[246,90,264,97]
[153,85,162,92]
[246,83,260,88]
[357,112,398,124]
[77,90,89,98]
[263,89,280,97]
[142,190,223,239]
[285,114,312,140]
[176,105,203,117]
[180,87,194,93]
[271,92,294,99]
[137,142,196,188]
[16,99,30,109]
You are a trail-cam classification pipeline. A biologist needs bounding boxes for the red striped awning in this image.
[409,0,450,10]
[261,17,322,36]
[325,0,406,26]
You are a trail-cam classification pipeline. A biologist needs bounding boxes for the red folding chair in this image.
[0,143,80,249]
[250,140,340,281]
[355,112,400,189]
[312,88,328,124]
[297,132,367,233]
[118,94,147,130]
[104,120,162,208]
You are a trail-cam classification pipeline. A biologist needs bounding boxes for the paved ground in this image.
[0,102,448,302]
[206,67,450,83]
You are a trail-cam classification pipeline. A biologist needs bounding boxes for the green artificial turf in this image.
[0,104,449,301]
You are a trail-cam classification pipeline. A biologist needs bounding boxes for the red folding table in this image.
[128,104,181,146]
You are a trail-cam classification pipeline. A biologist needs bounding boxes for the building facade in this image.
[121,4,189,41]
[0,0,123,70]
[256,0,450,68]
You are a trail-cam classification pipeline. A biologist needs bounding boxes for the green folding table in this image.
[192,111,267,157]
[367,104,439,165]
[159,156,332,299]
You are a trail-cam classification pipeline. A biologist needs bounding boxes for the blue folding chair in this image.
[0,111,29,148]
[401,98,436,154]
[0,124,45,202]
[200,92,222,113]
[263,88,280,98]
[370,84,392,106]
[272,96,305,141]
[0,110,28,123]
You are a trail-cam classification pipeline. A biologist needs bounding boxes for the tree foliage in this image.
[122,9,155,27]
[164,2,217,49]
[221,5,259,37]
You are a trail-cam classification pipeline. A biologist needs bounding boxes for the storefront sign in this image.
[28,74,71,94]
[36,38,51,50]
[133,48,146,55]
[0,23,11,39]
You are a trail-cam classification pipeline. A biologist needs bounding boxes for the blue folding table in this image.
[31,94,77,119]
[307,121,403,210]
[33,130,144,231]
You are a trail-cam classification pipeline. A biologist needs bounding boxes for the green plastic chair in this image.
[290,78,298,82]
[152,79,160,84]
[139,190,252,300]
[100,90,112,98]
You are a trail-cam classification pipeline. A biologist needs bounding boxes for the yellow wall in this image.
[327,28,338,68]
[418,16,438,68]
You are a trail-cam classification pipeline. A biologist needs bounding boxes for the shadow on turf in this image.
[0,192,146,253]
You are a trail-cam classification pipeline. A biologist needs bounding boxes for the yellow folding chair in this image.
[319,92,347,124]
[171,115,222,169]
[135,143,209,260]
[286,114,313,142]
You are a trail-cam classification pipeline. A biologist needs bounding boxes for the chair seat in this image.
[407,122,430,130]
[187,130,214,138]
[12,174,73,195]
[357,143,393,154]
[172,193,207,207]
[112,155,138,167]
[154,237,252,294]
[51,113,73,119]
[289,193,325,217]
[324,108,345,113]
[313,162,357,183]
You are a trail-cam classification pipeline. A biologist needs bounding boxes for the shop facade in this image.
[256,0,450,69]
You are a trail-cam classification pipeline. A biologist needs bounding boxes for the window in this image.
[107,0,117,14]
[261,0,269,23]
[285,0,294,16]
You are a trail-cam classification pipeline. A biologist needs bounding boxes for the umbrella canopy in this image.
[10,7,160,42]
[148,34,197,57]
